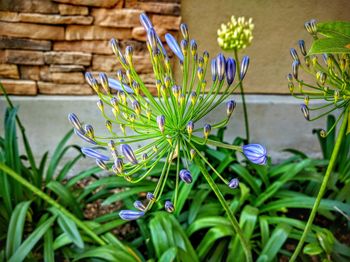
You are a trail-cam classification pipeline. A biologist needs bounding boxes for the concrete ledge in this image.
[0,95,331,167]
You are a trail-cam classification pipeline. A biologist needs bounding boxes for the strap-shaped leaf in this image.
[317,21,350,39]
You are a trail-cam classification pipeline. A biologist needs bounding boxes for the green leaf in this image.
[187,216,230,236]
[6,201,31,259]
[43,227,54,262]
[230,164,261,195]
[309,37,350,55]
[102,185,154,205]
[257,224,291,262]
[317,21,350,39]
[159,247,177,262]
[228,206,259,261]
[8,216,56,262]
[303,242,323,256]
[317,229,335,255]
[73,246,137,262]
[57,213,84,249]
[347,109,350,135]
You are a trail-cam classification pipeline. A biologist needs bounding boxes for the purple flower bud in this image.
[187,121,194,135]
[203,124,211,139]
[298,40,307,56]
[240,56,250,80]
[300,104,310,121]
[120,144,138,164]
[216,53,226,81]
[146,192,155,201]
[165,200,174,213]
[81,147,109,161]
[211,59,217,81]
[108,78,133,93]
[142,153,148,161]
[287,73,293,83]
[242,144,267,165]
[84,124,94,138]
[226,57,236,86]
[226,100,236,117]
[180,39,188,56]
[180,23,189,40]
[74,129,96,145]
[179,169,192,184]
[132,100,141,115]
[165,33,184,62]
[114,158,123,173]
[134,200,146,211]
[147,28,158,52]
[292,60,299,80]
[157,115,165,133]
[96,159,108,170]
[99,72,109,93]
[68,113,84,132]
[140,13,153,31]
[290,48,300,62]
[228,178,239,189]
[304,19,317,36]
[119,210,145,221]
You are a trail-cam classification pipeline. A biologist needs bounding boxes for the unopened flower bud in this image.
[68,113,84,133]
[226,57,236,86]
[304,19,317,36]
[287,73,293,83]
[81,147,109,162]
[304,95,310,106]
[147,28,158,52]
[142,153,148,161]
[180,23,189,40]
[96,159,108,171]
[147,192,155,201]
[320,129,327,138]
[157,115,165,133]
[211,58,217,81]
[125,45,133,66]
[216,53,226,81]
[119,210,144,221]
[240,56,250,80]
[132,100,141,115]
[120,144,138,164]
[97,100,104,112]
[179,169,193,184]
[298,40,307,56]
[84,124,94,138]
[190,91,197,105]
[164,200,174,213]
[134,200,146,211]
[190,40,197,56]
[316,71,327,85]
[228,178,239,189]
[165,33,184,62]
[113,158,123,173]
[292,60,300,80]
[99,72,110,94]
[197,67,204,81]
[300,104,310,121]
[187,121,194,136]
[290,48,300,62]
[203,124,211,139]
[226,100,236,117]
[242,144,267,165]
[190,149,196,160]
[180,39,188,56]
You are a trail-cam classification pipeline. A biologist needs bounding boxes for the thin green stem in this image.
[290,107,348,261]
[0,163,106,246]
[195,158,252,262]
[234,50,250,143]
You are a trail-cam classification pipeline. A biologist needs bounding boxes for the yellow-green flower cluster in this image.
[217,16,254,51]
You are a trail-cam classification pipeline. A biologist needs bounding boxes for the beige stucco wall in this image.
[182,0,350,93]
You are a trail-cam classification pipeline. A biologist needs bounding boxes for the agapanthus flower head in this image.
[288,19,350,137]
[217,16,254,51]
[69,13,267,220]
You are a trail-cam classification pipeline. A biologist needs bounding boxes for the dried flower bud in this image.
[179,169,193,184]
[300,104,310,121]
[120,144,138,164]
[157,115,165,133]
[228,178,239,189]
[119,210,144,221]
[164,200,174,213]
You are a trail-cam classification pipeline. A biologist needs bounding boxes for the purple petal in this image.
[108,78,133,93]
[165,33,184,62]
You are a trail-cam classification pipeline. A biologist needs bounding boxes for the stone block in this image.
[53,0,123,8]
[0,63,19,79]
[0,22,64,40]
[125,1,180,15]
[0,37,51,51]
[92,54,152,73]
[4,50,44,65]
[49,65,85,72]
[0,11,93,25]
[44,51,91,66]
[19,66,41,80]
[48,72,85,84]
[0,0,59,14]
[152,15,181,30]
[38,81,93,95]
[58,4,89,15]
[53,41,113,55]
[66,25,132,40]
[0,79,37,95]
[92,8,142,28]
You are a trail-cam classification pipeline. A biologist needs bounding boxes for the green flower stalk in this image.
[217,16,254,143]
[288,19,350,261]
[69,13,267,262]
